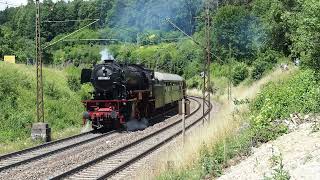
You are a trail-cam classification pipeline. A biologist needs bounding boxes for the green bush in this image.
[186,76,202,89]
[251,50,280,80]
[261,50,280,64]
[250,70,320,142]
[79,84,93,100]
[251,60,271,80]
[211,63,231,78]
[231,63,249,85]
[65,66,81,92]
[52,45,101,65]
[0,62,83,143]
[199,143,223,177]
[45,81,62,99]
[67,75,81,92]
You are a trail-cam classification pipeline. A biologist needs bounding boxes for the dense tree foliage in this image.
[0,0,319,81]
[213,5,266,61]
[0,0,113,62]
[284,0,320,75]
[0,0,202,62]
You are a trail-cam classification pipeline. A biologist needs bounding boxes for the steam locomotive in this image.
[81,59,185,131]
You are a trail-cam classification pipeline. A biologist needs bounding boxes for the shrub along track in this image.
[49,96,210,180]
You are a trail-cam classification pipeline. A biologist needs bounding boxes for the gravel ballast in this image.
[109,100,220,180]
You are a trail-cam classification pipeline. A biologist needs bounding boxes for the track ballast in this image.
[50,97,210,180]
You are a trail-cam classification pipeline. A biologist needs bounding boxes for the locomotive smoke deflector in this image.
[81,69,92,84]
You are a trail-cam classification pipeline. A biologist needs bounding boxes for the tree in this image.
[213,5,266,62]
[252,0,293,55]
[285,0,320,75]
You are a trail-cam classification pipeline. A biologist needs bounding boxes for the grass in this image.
[0,62,85,155]
[134,67,296,179]
[311,120,320,133]
[265,154,290,180]
[0,127,82,155]
[0,139,41,155]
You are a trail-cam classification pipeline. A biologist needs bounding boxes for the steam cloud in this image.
[107,0,203,38]
[100,48,115,61]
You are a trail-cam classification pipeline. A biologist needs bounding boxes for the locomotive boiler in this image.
[81,59,185,131]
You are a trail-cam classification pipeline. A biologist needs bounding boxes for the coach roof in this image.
[154,72,184,82]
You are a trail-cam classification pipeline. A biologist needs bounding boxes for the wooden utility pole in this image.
[36,0,44,123]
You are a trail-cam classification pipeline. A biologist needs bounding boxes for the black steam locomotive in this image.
[81,59,185,130]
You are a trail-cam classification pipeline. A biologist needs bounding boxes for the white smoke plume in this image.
[100,48,115,61]
[107,0,204,38]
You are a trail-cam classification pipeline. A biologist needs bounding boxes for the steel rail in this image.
[0,130,117,172]
[0,130,94,161]
[0,104,178,172]
[99,97,211,179]
[50,97,205,179]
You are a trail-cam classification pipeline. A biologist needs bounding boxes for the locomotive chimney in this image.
[100,48,115,62]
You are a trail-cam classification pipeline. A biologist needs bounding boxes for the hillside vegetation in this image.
[153,68,320,180]
[250,70,320,143]
[0,0,319,82]
[0,62,89,152]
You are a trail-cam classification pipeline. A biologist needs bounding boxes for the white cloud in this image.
[0,0,66,11]
[0,0,27,10]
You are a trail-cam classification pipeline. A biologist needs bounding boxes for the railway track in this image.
[0,102,179,173]
[0,129,118,172]
[50,97,210,180]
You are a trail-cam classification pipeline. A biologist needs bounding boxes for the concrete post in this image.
[31,122,51,142]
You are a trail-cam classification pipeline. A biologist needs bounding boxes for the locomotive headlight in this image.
[110,111,117,119]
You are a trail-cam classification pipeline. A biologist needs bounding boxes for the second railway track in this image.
[50,96,210,180]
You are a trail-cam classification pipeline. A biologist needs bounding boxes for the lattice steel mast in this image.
[36,0,44,123]
[202,1,212,124]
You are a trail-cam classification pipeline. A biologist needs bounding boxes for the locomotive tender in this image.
[81,59,185,130]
